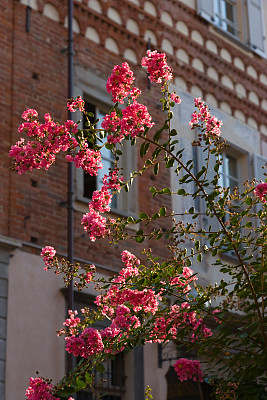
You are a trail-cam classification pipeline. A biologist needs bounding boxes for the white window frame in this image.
[218,151,239,192]
[198,0,266,57]
[197,143,249,254]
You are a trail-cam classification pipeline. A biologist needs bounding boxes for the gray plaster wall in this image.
[0,237,21,400]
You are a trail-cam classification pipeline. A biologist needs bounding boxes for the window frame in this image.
[197,0,266,57]
[73,66,138,218]
[197,142,249,256]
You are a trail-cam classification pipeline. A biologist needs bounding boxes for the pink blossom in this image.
[65,327,104,358]
[66,147,103,176]
[101,112,124,144]
[40,246,56,270]
[141,50,173,83]
[63,310,81,336]
[189,97,222,136]
[170,92,181,104]
[81,209,110,242]
[102,169,124,191]
[22,109,38,121]
[174,358,204,382]
[106,62,135,103]
[25,377,59,400]
[90,187,112,213]
[121,102,154,138]
[129,87,141,101]
[121,250,140,269]
[67,96,85,112]
[10,110,82,174]
[254,182,267,203]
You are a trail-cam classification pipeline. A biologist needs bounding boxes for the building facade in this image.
[0,0,267,399]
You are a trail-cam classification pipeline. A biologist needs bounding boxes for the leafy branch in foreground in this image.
[10,50,267,400]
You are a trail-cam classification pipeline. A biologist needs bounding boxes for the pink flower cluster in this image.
[103,61,154,144]
[170,92,181,104]
[101,304,141,345]
[40,246,57,270]
[174,358,204,382]
[121,102,154,138]
[10,105,102,175]
[63,252,143,357]
[95,284,159,318]
[170,266,198,293]
[67,96,85,112]
[141,50,173,83]
[25,377,59,400]
[63,310,81,336]
[94,251,157,321]
[106,62,135,103]
[151,302,212,343]
[81,169,124,241]
[90,187,112,213]
[189,97,222,136]
[254,182,267,203]
[65,142,103,176]
[101,111,124,144]
[65,327,104,358]
[102,102,154,144]
[81,208,111,242]
[102,169,124,191]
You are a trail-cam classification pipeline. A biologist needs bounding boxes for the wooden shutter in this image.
[247,0,266,57]
[197,0,215,23]
[253,154,267,222]
[253,154,267,181]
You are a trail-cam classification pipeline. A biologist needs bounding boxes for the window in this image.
[198,0,266,57]
[197,145,249,250]
[75,97,138,216]
[218,152,239,192]
[83,101,117,209]
[76,355,126,400]
[73,294,126,400]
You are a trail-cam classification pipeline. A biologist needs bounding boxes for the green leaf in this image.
[197,253,202,262]
[188,207,195,214]
[105,143,114,150]
[85,372,93,384]
[159,188,171,194]
[139,212,149,220]
[136,236,145,243]
[245,196,253,205]
[159,207,167,216]
[165,158,174,168]
[154,162,159,175]
[214,163,220,172]
[196,167,206,180]
[76,378,86,390]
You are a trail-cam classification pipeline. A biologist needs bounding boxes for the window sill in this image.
[212,25,266,59]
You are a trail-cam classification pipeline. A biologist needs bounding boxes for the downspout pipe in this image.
[67,0,75,374]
